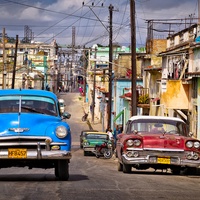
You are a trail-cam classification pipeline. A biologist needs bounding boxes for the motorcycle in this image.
[94,141,113,159]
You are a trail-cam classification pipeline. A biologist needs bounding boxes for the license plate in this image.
[8,149,27,158]
[157,157,170,164]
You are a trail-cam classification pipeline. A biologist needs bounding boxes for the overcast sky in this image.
[0,0,199,48]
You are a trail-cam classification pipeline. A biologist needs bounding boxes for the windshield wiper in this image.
[21,106,45,114]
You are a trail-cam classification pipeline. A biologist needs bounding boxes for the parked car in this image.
[80,129,98,148]
[116,115,200,175]
[0,89,72,180]
[58,98,65,114]
[83,132,111,156]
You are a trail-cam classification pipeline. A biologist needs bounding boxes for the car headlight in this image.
[84,141,89,146]
[56,126,68,138]
[127,140,134,146]
[126,139,141,147]
[194,141,200,149]
[133,139,141,147]
[186,141,193,148]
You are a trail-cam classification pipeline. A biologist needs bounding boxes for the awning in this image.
[113,110,124,122]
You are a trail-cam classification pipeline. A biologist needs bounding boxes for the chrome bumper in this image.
[0,142,71,160]
[0,150,72,160]
[122,154,200,168]
[83,147,95,152]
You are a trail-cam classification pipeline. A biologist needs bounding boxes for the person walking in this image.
[113,125,121,148]
[107,128,114,151]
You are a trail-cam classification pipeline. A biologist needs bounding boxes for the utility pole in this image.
[199,0,200,24]
[107,4,114,128]
[130,0,137,116]
[12,35,18,89]
[2,28,7,89]
[92,47,97,123]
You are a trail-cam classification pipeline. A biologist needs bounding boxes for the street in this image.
[0,91,200,200]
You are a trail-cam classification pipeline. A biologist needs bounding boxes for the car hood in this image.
[0,113,62,136]
[139,133,186,149]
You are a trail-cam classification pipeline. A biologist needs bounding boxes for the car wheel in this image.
[171,167,181,175]
[56,160,69,181]
[185,167,197,175]
[122,163,132,173]
[55,164,59,178]
[84,151,88,156]
[103,149,113,159]
[117,161,123,171]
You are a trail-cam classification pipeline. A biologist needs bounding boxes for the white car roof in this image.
[128,115,184,123]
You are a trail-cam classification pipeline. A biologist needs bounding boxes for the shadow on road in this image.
[0,173,89,182]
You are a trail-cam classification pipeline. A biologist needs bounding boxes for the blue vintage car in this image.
[0,89,71,180]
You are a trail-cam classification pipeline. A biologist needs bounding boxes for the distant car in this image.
[0,89,72,180]
[116,115,200,175]
[58,98,65,114]
[80,130,98,148]
[83,132,111,156]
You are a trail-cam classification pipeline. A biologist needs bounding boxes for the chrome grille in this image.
[0,136,52,149]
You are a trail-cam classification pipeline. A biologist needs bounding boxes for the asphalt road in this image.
[0,91,200,200]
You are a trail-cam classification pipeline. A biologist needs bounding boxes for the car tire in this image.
[84,151,88,156]
[122,163,132,173]
[104,149,113,159]
[185,167,197,175]
[117,161,123,171]
[56,160,69,181]
[55,165,59,178]
[171,167,181,175]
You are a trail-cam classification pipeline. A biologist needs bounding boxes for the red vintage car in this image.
[116,116,200,175]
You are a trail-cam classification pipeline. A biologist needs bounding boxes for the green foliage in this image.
[138,94,149,104]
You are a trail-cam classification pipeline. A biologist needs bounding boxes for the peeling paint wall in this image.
[197,78,200,139]
[161,80,189,109]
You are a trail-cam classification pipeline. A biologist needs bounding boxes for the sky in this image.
[0,0,199,48]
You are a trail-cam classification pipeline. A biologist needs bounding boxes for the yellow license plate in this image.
[157,157,170,164]
[8,149,27,158]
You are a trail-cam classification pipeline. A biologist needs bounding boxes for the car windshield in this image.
[86,134,108,140]
[0,95,57,116]
[126,119,188,136]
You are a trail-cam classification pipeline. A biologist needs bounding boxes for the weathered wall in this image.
[161,80,189,109]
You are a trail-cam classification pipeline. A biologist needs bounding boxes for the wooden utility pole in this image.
[199,0,200,24]
[92,47,97,123]
[130,0,137,116]
[12,35,18,89]
[2,28,7,89]
[107,4,114,129]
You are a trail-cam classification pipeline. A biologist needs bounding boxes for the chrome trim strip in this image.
[126,147,184,152]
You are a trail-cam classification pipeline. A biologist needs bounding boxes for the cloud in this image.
[0,0,199,47]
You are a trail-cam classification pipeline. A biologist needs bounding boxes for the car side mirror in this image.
[62,112,71,119]
[189,132,193,137]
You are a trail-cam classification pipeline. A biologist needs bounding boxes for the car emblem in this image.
[9,128,30,133]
